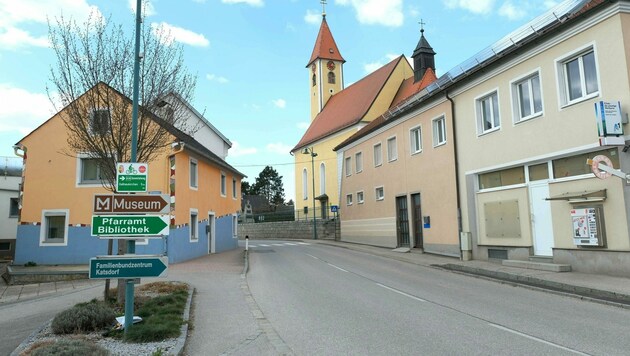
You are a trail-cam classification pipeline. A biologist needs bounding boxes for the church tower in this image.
[411,23,436,83]
[306,5,344,121]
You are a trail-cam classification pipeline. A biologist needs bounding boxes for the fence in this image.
[1,156,23,177]
[241,203,340,223]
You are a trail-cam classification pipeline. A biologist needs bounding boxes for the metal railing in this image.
[241,203,340,223]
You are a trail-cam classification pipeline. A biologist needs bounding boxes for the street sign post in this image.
[93,194,170,214]
[116,162,148,192]
[91,215,169,238]
[89,255,168,279]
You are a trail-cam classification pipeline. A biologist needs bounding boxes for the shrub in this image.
[25,261,37,267]
[51,300,116,334]
[122,290,188,342]
[28,338,109,356]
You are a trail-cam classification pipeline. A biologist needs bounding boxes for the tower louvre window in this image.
[328,72,336,84]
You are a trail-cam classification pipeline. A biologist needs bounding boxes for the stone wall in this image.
[238,220,339,240]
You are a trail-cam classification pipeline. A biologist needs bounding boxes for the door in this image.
[208,213,215,254]
[411,193,423,249]
[396,196,410,247]
[529,183,554,256]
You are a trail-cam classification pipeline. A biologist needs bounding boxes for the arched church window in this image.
[328,72,336,84]
[312,74,316,87]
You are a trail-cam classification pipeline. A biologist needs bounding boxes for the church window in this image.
[328,72,336,84]
[312,74,316,87]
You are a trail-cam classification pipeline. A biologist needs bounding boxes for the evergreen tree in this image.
[252,166,285,205]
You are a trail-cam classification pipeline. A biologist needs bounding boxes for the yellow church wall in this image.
[362,59,413,121]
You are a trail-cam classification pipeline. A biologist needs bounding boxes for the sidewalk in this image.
[312,239,630,307]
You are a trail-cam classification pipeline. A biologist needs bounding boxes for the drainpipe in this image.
[445,91,465,260]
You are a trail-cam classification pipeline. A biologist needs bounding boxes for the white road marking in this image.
[297,242,310,245]
[249,245,257,248]
[376,283,426,302]
[259,244,270,247]
[284,243,298,246]
[272,244,284,246]
[327,263,348,272]
[306,254,320,260]
[488,323,589,355]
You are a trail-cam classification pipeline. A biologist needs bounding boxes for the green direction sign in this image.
[116,162,148,192]
[89,256,168,279]
[92,215,169,237]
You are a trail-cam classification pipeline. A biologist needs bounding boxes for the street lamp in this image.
[302,147,318,240]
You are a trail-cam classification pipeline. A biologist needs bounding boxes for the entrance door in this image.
[529,183,554,256]
[411,193,423,249]
[396,196,410,247]
[208,213,215,254]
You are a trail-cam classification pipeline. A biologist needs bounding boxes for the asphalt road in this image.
[246,240,630,355]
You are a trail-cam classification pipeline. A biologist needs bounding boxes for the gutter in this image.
[445,91,463,260]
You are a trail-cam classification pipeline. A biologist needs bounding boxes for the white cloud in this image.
[272,99,286,109]
[296,122,310,130]
[221,0,264,7]
[335,0,403,27]
[128,0,156,16]
[363,54,400,74]
[229,141,258,157]
[543,0,560,9]
[0,84,54,134]
[151,22,209,47]
[498,1,525,20]
[0,0,101,50]
[443,0,496,15]
[266,142,292,155]
[206,74,229,83]
[304,9,320,25]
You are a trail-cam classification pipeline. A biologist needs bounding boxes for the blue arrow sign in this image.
[89,256,168,279]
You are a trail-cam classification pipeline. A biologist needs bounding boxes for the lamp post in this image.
[302,147,318,240]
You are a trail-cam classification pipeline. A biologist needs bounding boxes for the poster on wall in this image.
[594,101,625,145]
[571,208,599,246]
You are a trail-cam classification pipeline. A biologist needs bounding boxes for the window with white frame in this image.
[220,172,227,196]
[320,163,326,194]
[233,215,238,238]
[189,158,198,189]
[557,46,599,106]
[302,168,308,200]
[357,191,364,204]
[190,210,198,241]
[345,156,352,176]
[476,91,500,134]
[387,137,397,162]
[373,143,382,167]
[355,152,363,173]
[232,178,237,199]
[433,116,447,146]
[346,193,353,206]
[89,109,111,135]
[410,126,422,154]
[375,186,384,201]
[512,72,543,122]
[40,210,69,245]
[79,157,105,184]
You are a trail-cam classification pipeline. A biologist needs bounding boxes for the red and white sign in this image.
[590,155,613,179]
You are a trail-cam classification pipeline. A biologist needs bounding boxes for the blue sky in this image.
[0,0,562,201]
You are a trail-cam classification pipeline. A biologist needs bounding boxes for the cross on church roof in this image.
[321,0,327,17]
[419,19,426,33]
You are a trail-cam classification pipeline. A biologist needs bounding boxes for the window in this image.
[553,148,618,179]
[80,158,105,184]
[320,163,326,195]
[9,197,19,217]
[328,72,336,84]
[476,91,500,134]
[557,47,599,105]
[302,168,308,199]
[512,72,543,122]
[0,242,10,251]
[232,178,237,199]
[40,210,69,246]
[375,186,384,201]
[346,193,353,206]
[373,143,382,167]
[190,210,198,242]
[355,152,363,173]
[410,126,422,154]
[90,109,110,135]
[312,74,316,87]
[528,163,549,181]
[433,117,447,146]
[479,167,525,190]
[345,157,352,176]
[189,159,198,189]
[357,191,364,204]
[221,172,227,196]
[387,137,397,162]
[233,215,238,238]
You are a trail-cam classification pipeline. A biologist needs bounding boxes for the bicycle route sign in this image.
[116,162,148,192]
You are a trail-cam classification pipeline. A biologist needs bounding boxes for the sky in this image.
[0,0,563,201]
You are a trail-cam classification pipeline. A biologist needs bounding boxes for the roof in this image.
[306,16,345,67]
[293,55,405,151]
[334,68,438,151]
[412,31,436,58]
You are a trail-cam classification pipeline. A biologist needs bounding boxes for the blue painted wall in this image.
[216,215,238,253]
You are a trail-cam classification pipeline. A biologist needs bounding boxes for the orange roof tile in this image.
[306,17,345,67]
[293,56,404,151]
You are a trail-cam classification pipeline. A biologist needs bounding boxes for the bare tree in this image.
[47,10,198,301]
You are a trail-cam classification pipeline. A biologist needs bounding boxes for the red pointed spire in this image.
[306,17,345,67]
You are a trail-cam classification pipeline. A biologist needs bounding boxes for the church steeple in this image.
[411,20,436,83]
[307,4,345,121]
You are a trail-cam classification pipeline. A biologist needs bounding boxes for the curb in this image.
[174,285,195,356]
[10,318,52,356]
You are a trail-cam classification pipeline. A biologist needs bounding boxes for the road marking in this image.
[297,242,310,245]
[327,263,348,272]
[376,283,426,302]
[284,242,298,246]
[306,254,320,260]
[249,245,257,248]
[272,244,284,246]
[488,323,589,355]
[259,244,270,247]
